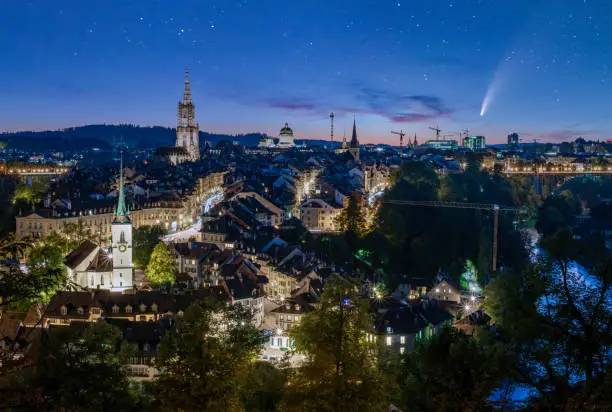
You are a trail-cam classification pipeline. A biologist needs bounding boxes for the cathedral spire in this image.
[350,117,359,147]
[182,68,192,105]
[114,150,130,223]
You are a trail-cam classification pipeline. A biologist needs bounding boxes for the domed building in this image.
[277,123,296,149]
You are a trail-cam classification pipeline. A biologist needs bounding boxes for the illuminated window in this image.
[151,303,158,312]
[77,307,84,315]
[400,336,406,344]
[125,305,132,313]
[140,304,146,312]
[386,336,392,346]
[60,305,67,315]
[112,304,119,314]
[400,347,405,355]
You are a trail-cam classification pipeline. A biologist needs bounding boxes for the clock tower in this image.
[111,153,133,290]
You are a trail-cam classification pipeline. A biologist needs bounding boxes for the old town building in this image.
[300,198,343,232]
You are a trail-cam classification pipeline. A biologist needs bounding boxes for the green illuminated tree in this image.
[0,266,66,311]
[146,241,176,285]
[12,183,42,206]
[282,275,396,412]
[132,225,165,269]
[460,259,481,294]
[154,301,265,411]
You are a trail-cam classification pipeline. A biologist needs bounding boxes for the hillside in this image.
[0,124,270,151]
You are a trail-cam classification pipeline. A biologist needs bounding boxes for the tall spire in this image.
[182,68,192,105]
[114,150,130,223]
[350,117,359,147]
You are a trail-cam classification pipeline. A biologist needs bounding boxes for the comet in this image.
[479,88,492,117]
[479,65,507,117]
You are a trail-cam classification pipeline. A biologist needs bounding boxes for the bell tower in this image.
[176,69,200,161]
[111,152,133,290]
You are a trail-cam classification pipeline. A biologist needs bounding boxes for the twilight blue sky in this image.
[1,0,611,144]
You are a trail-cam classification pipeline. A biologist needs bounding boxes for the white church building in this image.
[64,158,134,291]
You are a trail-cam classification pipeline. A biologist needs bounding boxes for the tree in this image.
[282,275,395,412]
[62,220,94,248]
[33,320,139,411]
[336,194,366,236]
[400,326,512,411]
[459,259,481,294]
[146,241,176,285]
[0,232,28,261]
[12,183,42,207]
[536,190,579,237]
[132,225,165,269]
[154,300,265,411]
[376,159,529,283]
[238,361,286,412]
[26,239,66,271]
[0,266,66,310]
[484,230,612,409]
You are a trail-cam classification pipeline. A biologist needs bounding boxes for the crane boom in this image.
[391,130,406,150]
[383,199,521,212]
[382,199,526,272]
[428,126,442,141]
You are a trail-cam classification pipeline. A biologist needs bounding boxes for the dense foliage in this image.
[400,326,512,411]
[33,320,141,411]
[375,160,534,284]
[283,275,397,412]
[146,241,177,285]
[485,230,612,409]
[133,225,165,269]
[154,301,266,411]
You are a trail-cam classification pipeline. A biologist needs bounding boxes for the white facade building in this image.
[277,123,296,149]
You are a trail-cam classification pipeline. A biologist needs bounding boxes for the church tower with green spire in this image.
[111,152,133,290]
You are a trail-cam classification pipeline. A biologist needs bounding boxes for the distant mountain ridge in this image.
[0,124,272,151]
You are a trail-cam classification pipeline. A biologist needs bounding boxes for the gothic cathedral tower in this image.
[111,153,133,290]
[176,70,200,161]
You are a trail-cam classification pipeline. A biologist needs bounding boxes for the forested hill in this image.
[0,124,269,151]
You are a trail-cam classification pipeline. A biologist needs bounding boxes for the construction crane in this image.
[391,130,406,150]
[429,126,442,141]
[382,199,526,273]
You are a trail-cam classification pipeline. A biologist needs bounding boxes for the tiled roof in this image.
[45,288,230,318]
[64,240,99,270]
[270,295,314,314]
[85,249,113,272]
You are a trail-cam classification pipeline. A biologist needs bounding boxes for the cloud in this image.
[260,85,452,124]
[267,100,317,111]
[356,87,452,123]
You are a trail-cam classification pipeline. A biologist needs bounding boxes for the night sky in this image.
[1,1,611,144]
